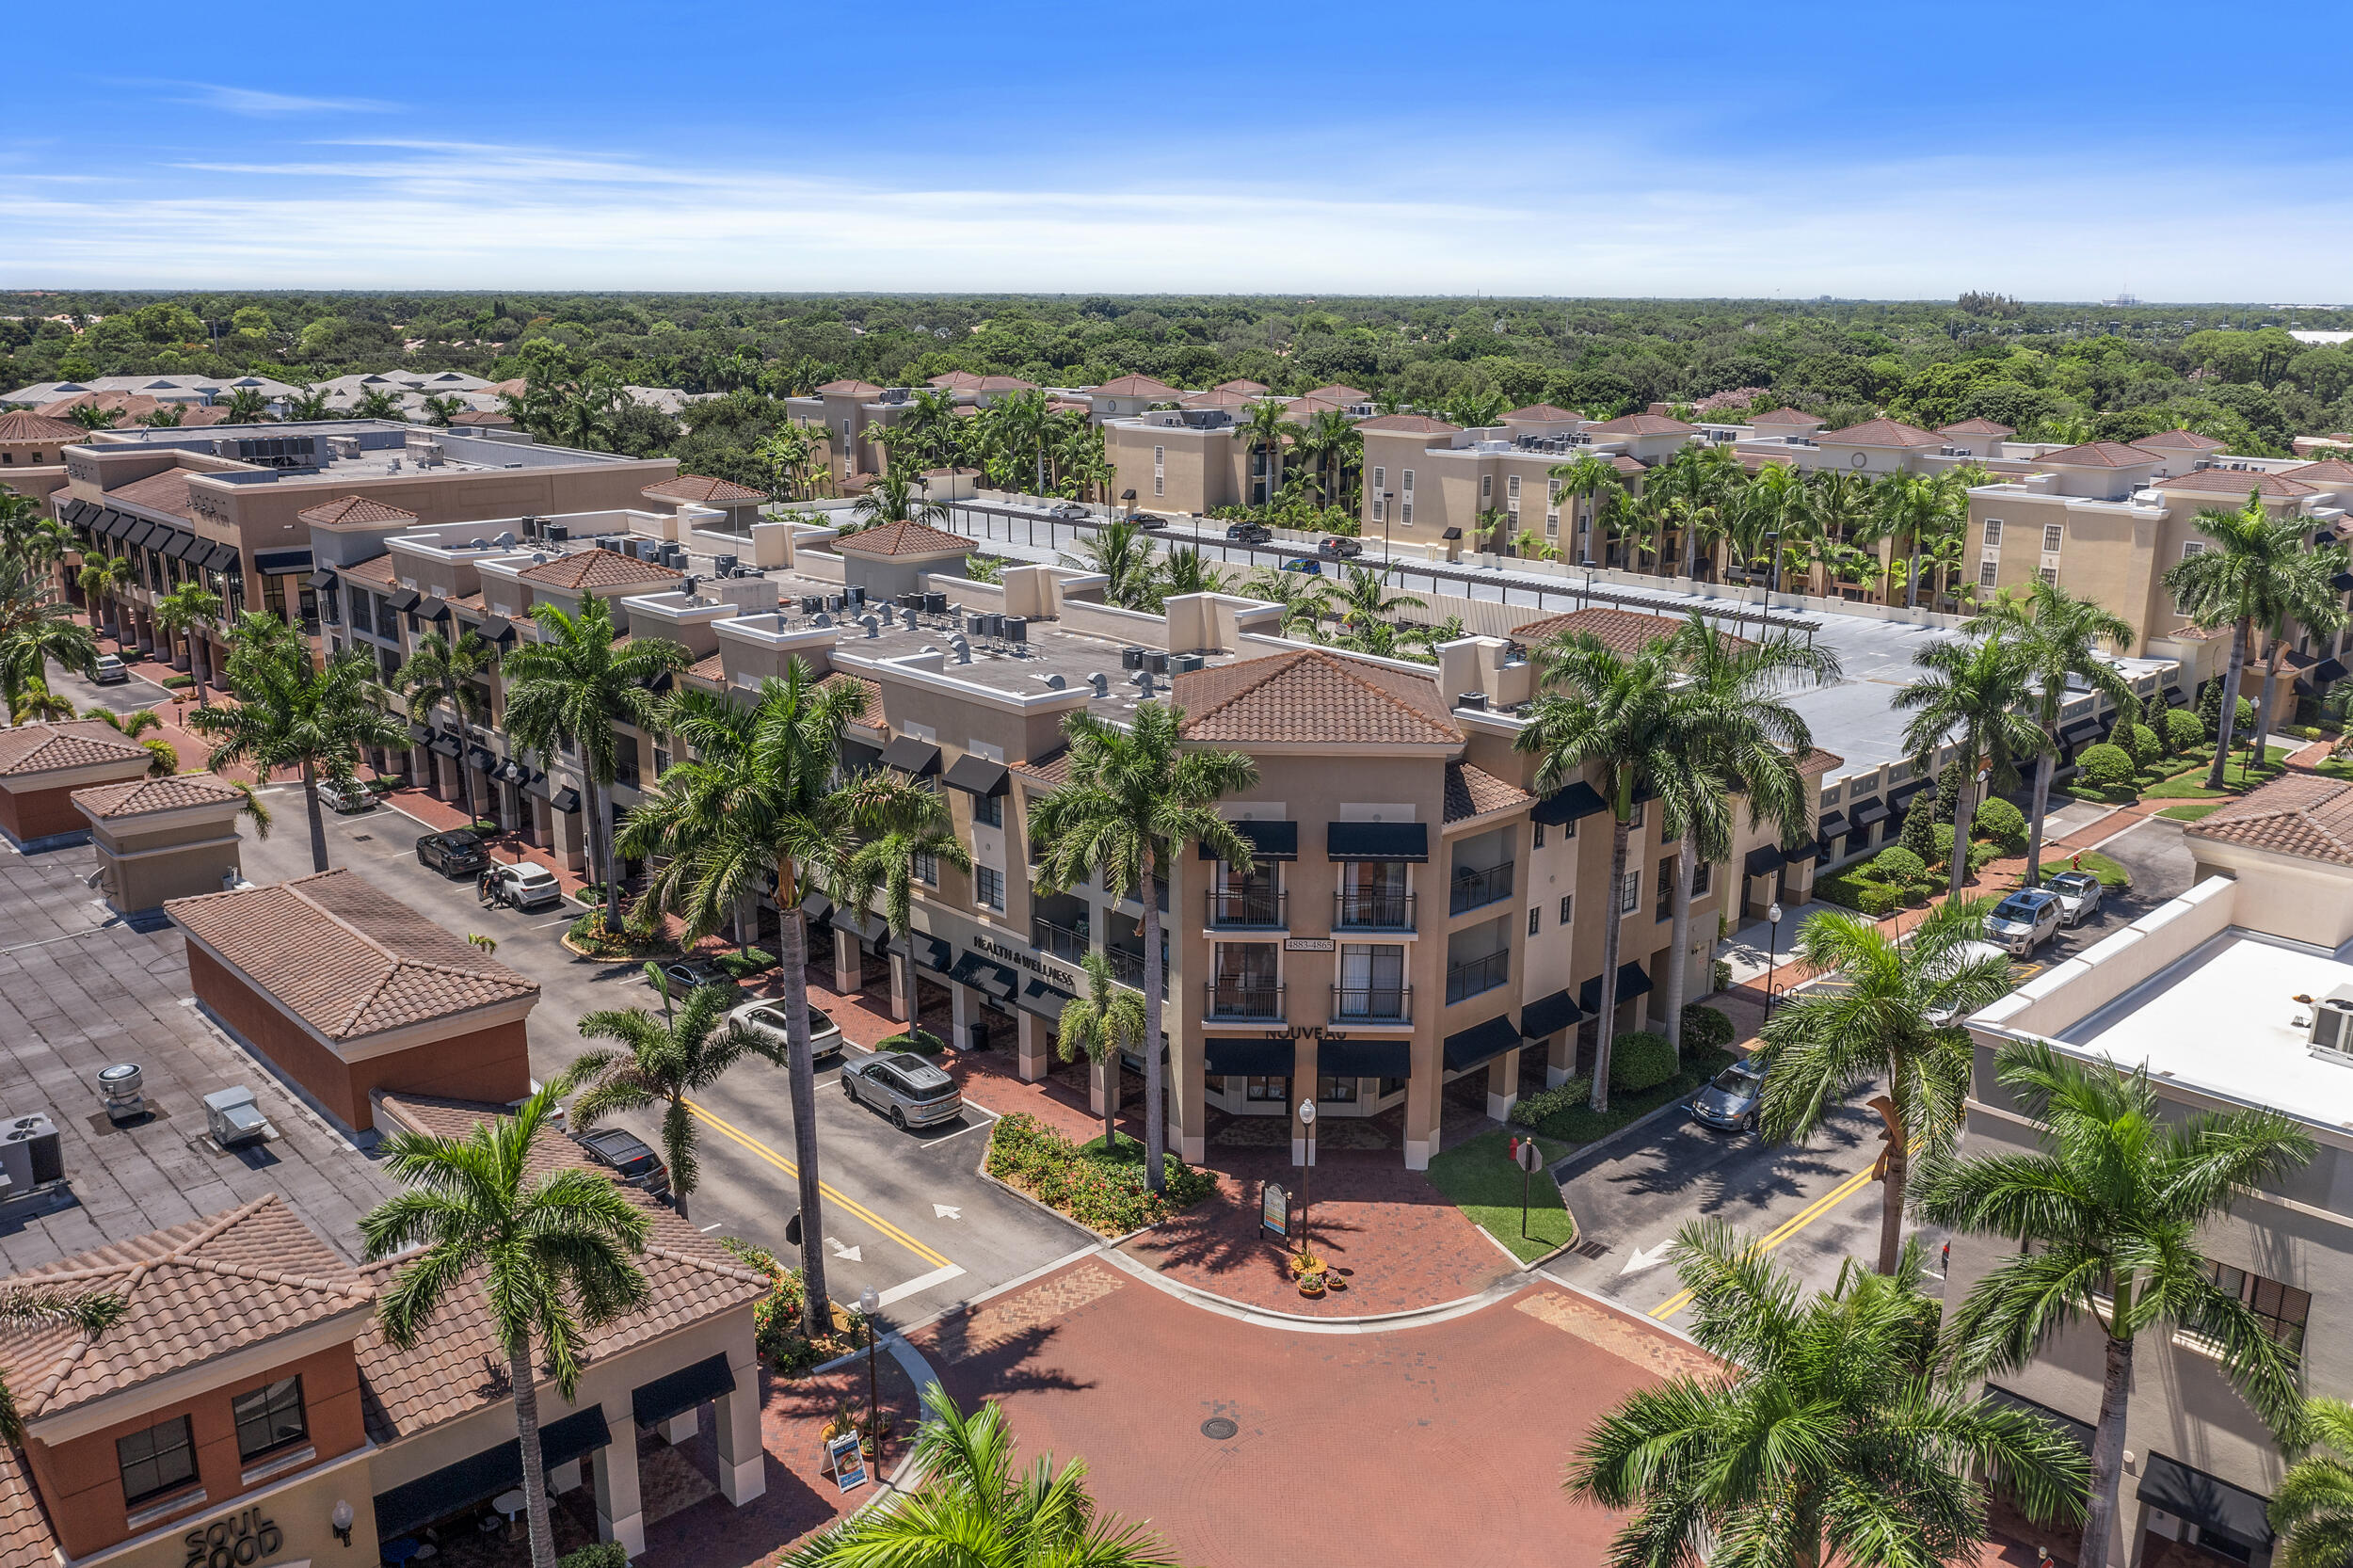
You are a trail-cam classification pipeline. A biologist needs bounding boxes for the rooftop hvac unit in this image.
[632,537,659,561]
[0,1114,61,1195]
[801,595,824,615]
[202,1086,269,1148]
[712,553,738,575]
[545,524,569,542]
[1144,650,1169,676]
[1122,647,1146,671]
[1004,616,1028,648]
[845,584,865,607]
[2310,986,2353,1057]
[1173,652,1204,673]
[520,516,541,537]
[924,592,948,616]
[96,1063,144,1123]
[825,594,845,614]
[984,614,1005,642]
[1458,692,1490,711]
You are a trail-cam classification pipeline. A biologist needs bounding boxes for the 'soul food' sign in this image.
[184,1509,283,1568]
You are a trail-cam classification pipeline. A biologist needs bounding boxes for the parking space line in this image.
[681,1097,953,1270]
[1647,1162,1878,1321]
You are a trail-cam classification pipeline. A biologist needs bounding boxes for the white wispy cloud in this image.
[157,82,399,117]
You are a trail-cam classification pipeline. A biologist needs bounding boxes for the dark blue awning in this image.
[1326,821,1429,862]
[1519,987,1583,1039]
[1203,1037,1295,1077]
[2137,1453,2272,1549]
[1744,843,1788,878]
[372,1404,610,1541]
[1319,1037,1411,1078]
[1578,961,1653,1014]
[1849,797,1888,827]
[916,933,953,974]
[632,1352,737,1429]
[1198,819,1298,861]
[1531,781,1609,826]
[1443,1014,1521,1072]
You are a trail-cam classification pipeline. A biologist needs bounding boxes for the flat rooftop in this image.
[91,420,638,475]
[0,843,398,1273]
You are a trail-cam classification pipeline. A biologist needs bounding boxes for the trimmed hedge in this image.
[714,947,777,980]
[1971,796,2026,848]
[2165,708,2206,753]
[559,1544,630,1568]
[984,1112,1215,1234]
[1609,1031,1678,1094]
[2125,723,2163,769]
[1681,1003,1735,1051]
[1509,1079,1594,1128]
[2077,743,2134,789]
[878,1028,946,1054]
[1866,846,1926,884]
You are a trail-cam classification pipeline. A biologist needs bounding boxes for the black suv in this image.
[1317,536,1364,559]
[571,1127,671,1198]
[1225,521,1273,544]
[416,830,488,877]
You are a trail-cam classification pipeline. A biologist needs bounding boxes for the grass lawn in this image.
[1426,1129,1577,1264]
[2142,745,2291,799]
[2314,757,2353,781]
[2036,850,2132,889]
[2157,801,2226,822]
[1077,1130,1146,1160]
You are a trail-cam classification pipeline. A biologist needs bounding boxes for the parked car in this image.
[1045,501,1089,520]
[1129,512,1170,530]
[1689,1059,1765,1132]
[1280,557,1322,575]
[1225,521,1273,544]
[485,861,564,910]
[1985,889,2063,956]
[841,1051,965,1129]
[415,830,488,877]
[2044,869,2105,927]
[317,778,374,814]
[1925,939,2014,1028]
[91,654,128,685]
[1316,536,1364,559]
[729,999,844,1061]
[571,1126,671,1198]
[655,957,742,998]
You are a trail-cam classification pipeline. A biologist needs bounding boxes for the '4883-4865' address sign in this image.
[184,1508,282,1568]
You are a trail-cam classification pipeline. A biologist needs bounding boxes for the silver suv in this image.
[841,1052,964,1129]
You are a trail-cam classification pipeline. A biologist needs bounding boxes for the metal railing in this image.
[1446,950,1511,1004]
[1449,862,1514,915]
[1332,984,1411,1023]
[1205,981,1284,1019]
[1335,890,1415,931]
[1105,947,1166,998]
[1205,889,1287,929]
[1032,919,1089,965]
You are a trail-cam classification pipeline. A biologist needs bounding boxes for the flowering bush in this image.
[984,1112,1215,1234]
[719,1238,857,1374]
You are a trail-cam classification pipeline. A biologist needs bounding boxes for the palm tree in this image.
[1292,408,1361,507]
[2164,492,2317,789]
[1239,567,1332,639]
[0,554,96,721]
[151,583,222,701]
[80,706,177,776]
[0,1284,129,1444]
[1514,634,1694,1112]
[1967,582,2136,885]
[281,385,331,421]
[783,1383,1179,1567]
[1892,632,2046,900]
[1154,546,1228,602]
[399,629,499,830]
[1029,702,1257,1192]
[2247,544,2347,764]
[2271,1399,2353,1568]
[1334,565,1424,630]
[418,392,465,426]
[1753,897,2011,1274]
[188,645,410,872]
[500,595,689,929]
[1067,518,1157,611]
[76,553,135,644]
[64,404,120,431]
[1660,616,1839,1051]
[835,769,971,1033]
[1056,950,1144,1152]
[1232,399,1300,508]
[756,423,828,503]
[849,470,950,531]
[351,387,407,421]
[1921,1040,2317,1568]
[222,387,271,423]
[574,984,790,1222]
[610,664,863,1336]
[361,1073,652,1568]
[1546,452,1622,565]
[11,685,74,725]
[1568,1218,2086,1568]
[989,389,1052,495]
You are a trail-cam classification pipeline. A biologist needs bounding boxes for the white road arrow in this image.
[1620,1240,1673,1276]
[933,1204,962,1220]
[825,1237,863,1264]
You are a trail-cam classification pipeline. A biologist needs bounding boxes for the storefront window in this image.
[1244,1075,1289,1102]
[1376,1076,1407,1098]
[1316,1076,1357,1103]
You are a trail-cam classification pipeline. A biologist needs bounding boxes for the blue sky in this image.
[7,1,2349,299]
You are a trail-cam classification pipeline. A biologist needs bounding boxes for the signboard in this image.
[1261,1023,1350,1043]
[1260,1181,1289,1243]
[184,1509,281,1568]
[1284,937,1335,952]
[970,931,1079,991]
[1513,1137,1543,1173]
[824,1431,868,1494]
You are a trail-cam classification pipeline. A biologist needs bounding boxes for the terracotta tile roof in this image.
[1355,413,1462,435]
[815,379,885,398]
[1282,395,1349,417]
[337,554,399,587]
[1608,454,1649,475]
[448,591,485,612]
[1818,417,1939,447]
[517,548,684,591]
[1046,397,1092,417]
[978,376,1038,392]
[642,474,763,504]
[0,410,83,443]
[299,494,421,528]
[1303,384,1371,405]
[1092,374,1180,399]
[446,409,511,426]
[2282,459,2353,484]
[0,1197,370,1424]
[106,469,194,520]
[927,371,986,391]
[1749,408,1826,428]
[1215,379,1271,394]
[1444,761,1530,824]
[1796,747,1844,775]
[2152,468,2318,498]
[71,775,247,822]
[360,1096,766,1443]
[2166,622,2230,641]
[1508,606,1746,656]
[818,670,882,715]
[168,869,537,1043]
[0,720,149,777]
[686,652,726,684]
[1180,389,1265,409]
[1501,404,1580,423]
[1174,648,1461,747]
[2184,774,2353,864]
[1938,417,2015,436]
[1587,413,1699,437]
[2133,428,2228,452]
[0,1445,52,1568]
[2036,440,2162,469]
[1012,748,1071,788]
[834,518,970,557]
[176,406,233,428]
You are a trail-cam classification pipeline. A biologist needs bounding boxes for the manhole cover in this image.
[1200,1417,1238,1441]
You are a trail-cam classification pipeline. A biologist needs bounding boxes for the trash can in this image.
[967,1021,989,1053]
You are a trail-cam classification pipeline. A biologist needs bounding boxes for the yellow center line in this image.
[682,1096,952,1271]
[1647,1162,1880,1320]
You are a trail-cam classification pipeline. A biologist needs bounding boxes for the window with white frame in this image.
[1979,560,1998,588]
[1506,473,1521,519]
[2037,566,2057,585]
[1401,469,1415,497]
[1558,893,1572,926]
[1620,870,1640,915]
[1481,474,1493,503]
[1152,445,1164,498]
[2173,540,2204,616]
[1371,465,1385,493]
[2042,523,2064,554]
[1545,477,1561,537]
[975,864,1004,910]
[1401,500,1414,526]
[1982,518,2004,547]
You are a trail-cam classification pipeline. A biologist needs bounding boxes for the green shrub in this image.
[1853,882,1905,915]
[984,1112,1214,1233]
[1680,1004,1735,1052]
[2165,708,2205,754]
[1509,1079,1593,1128]
[714,947,777,980]
[1898,790,1943,862]
[878,1028,945,1054]
[159,673,195,690]
[1609,1031,1678,1094]
[558,1544,630,1568]
[715,1239,853,1375]
[1965,840,2005,872]
[1865,845,1927,885]
[2076,743,2134,790]
[1970,796,2026,848]
[1814,868,1906,916]
[2126,723,2163,769]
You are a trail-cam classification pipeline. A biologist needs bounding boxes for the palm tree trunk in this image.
[1102,1051,1119,1150]
[1946,769,1974,902]
[2208,619,2251,790]
[1905,541,1921,609]
[1593,814,1630,1114]
[596,778,621,932]
[2079,1334,2136,1568]
[300,757,330,873]
[1874,1107,1908,1274]
[775,899,832,1337]
[1139,845,1168,1194]
[1663,833,1698,1056]
[2024,745,2057,887]
[2250,631,2287,769]
[509,1334,558,1568]
[901,932,920,1037]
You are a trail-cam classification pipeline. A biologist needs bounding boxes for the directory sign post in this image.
[1260,1181,1289,1244]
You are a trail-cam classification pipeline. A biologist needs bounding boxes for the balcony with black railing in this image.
[1032,918,1090,965]
[1332,984,1411,1023]
[1205,889,1288,930]
[1449,861,1514,915]
[1335,890,1415,932]
[1445,949,1511,1004]
[1205,980,1285,1020]
[1104,946,1167,998]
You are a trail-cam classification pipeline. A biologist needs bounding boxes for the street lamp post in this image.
[1764,900,1785,1024]
[1296,1098,1317,1251]
[1379,490,1394,568]
[856,1286,881,1454]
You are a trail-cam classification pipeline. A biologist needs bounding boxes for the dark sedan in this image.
[416,830,489,877]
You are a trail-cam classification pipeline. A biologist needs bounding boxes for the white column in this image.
[660,1409,697,1446]
[592,1403,645,1557]
[1088,1056,1112,1117]
[949,982,978,1048]
[1016,1009,1051,1082]
[714,1349,767,1506]
[887,950,913,1022]
[1486,1048,1522,1121]
[832,925,861,996]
